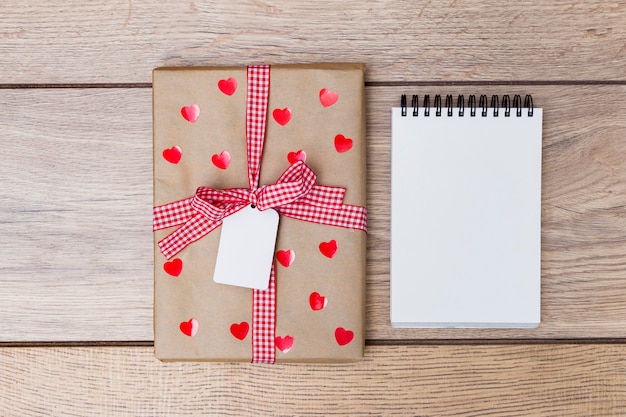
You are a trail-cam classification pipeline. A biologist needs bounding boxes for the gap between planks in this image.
[3,339,626,348]
[1,81,626,89]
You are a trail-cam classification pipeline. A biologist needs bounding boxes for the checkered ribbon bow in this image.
[153,65,366,363]
[154,160,366,259]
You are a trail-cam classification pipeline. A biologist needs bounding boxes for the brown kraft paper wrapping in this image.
[153,64,366,362]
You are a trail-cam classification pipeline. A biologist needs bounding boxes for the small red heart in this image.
[180,104,200,123]
[276,249,295,267]
[162,146,182,164]
[334,134,353,153]
[272,108,292,126]
[163,258,183,277]
[180,318,199,337]
[309,292,328,311]
[319,239,338,258]
[230,321,249,340]
[287,150,307,164]
[335,327,354,346]
[319,88,339,107]
[275,335,294,353]
[218,77,237,96]
[212,151,231,170]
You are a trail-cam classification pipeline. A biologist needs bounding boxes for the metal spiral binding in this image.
[434,95,442,117]
[411,95,419,116]
[400,94,407,117]
[468,95,476,117]
[491,95,499,117]
[479,95,488,116]
[445,95,453,116]
[524,95,534,117]
[503,95,511,117]
[513,95,522,117]
[400,94,534,117]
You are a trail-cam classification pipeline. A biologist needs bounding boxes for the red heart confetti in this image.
[309,292,328,311]
[287,150,307,164]
[163,258,183,277]
[334,134,353,153]
[275,335,294,353]
[162,146,182,164]
[218,77,237,96]
[180,104,200,123]
[180,318,199,337]
[272,108,292,126]
[319,88,339,107]
[212,151,231,170]
[276,249,295,268]
[335,327,354,346]
[319,239,338,258]
[230,321,250,340]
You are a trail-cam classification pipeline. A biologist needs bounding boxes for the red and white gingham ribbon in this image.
[153,65,366,363]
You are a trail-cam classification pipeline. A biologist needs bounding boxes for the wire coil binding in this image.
[400,94,534,117]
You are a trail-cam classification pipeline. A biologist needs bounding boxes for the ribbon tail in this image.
[153,197,195,231]
[158,214,222,259]
[298,185,346,209]
[252,262,276,364]
[278,203,367,232]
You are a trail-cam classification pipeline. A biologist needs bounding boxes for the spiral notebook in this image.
[391,94,542,328]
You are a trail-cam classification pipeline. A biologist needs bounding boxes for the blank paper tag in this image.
[213,206,279,290]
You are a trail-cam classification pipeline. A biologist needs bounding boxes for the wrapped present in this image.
[153,64,367,362]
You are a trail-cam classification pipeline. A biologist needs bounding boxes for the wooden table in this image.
[2,1,626,415]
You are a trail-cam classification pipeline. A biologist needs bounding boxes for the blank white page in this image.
[390,106,542,328]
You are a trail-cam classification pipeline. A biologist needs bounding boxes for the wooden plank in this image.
[0,89,154,341]
[1,344,625,416]
[0,1,625,83]
[1,86,625,342]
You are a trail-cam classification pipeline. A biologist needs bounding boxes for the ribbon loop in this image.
[255,161,316,210]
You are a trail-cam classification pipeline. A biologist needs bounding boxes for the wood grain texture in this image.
[0,345,625,416]
[0,1,625,83]
[1,86,625,342]
[0,89,153,341]
[2,1,625,415]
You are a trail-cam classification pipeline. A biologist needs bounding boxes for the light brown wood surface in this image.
[1,345,626,416]
[0,1,625,83]
[2,0,626,415]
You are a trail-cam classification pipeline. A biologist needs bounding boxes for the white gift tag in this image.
[213,205,279,290]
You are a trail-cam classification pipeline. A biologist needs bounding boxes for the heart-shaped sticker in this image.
[319,88,339,107]
[276,249,295,268]
[287,150,307,164]
[272,108,292,126]
[275,335,294,353]
[309,292,328,311]
[212,151,231,170]
[162,146,182,164]
[230,321,249,340]
[180,104,200,123]
[319,239,338,258]
[163,258,183,277]
[334,134,353,153]
[180,318,199,337]
[218,78,237,96]
[335,327,354,346]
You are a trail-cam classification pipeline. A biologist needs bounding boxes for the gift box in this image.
[153,64,367,362]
